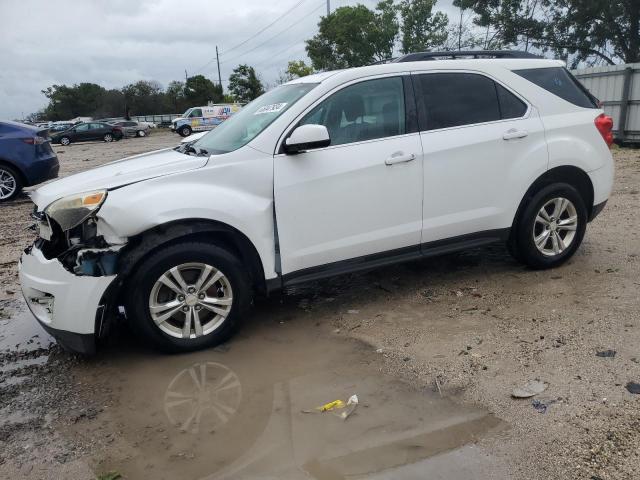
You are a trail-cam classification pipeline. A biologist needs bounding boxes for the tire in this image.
[60,136,71,146]
[125,241,251,353]
[510,183,587,269]
[137,130,146,137]
[178,125,192,137]
[0,164,22,202]
[104,133,114,142]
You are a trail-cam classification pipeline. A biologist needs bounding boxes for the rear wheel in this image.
[178,125,192,137]
[510,183,587,269]
[0,165,22,202]
[104,133,114,142]
[125,242,251,353]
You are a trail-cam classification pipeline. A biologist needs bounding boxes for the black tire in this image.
[125,241,251,353]
[178,125,192,137]
[0,164,23,202]
[510,183,587,269]
[104,133,114,142]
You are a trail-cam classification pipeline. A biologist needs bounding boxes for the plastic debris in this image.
[532,399,556,413]
[625,382,640,394]
[315,395,359,420]
[512,380,548,398]
[596,349,616,358]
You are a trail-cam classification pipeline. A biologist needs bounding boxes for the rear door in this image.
[413,71,548,244]
[72,123,90,141]
[88,123,107,140]
[274,75,424,277]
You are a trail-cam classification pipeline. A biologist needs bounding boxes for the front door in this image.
[274,76,424,278]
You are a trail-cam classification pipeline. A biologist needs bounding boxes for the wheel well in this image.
[512,166,594,230]
[116,219,267,297]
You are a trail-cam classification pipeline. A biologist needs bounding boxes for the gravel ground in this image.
[0,131,638,479]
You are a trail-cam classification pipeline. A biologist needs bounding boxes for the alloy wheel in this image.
[148,262,233,339]
[61,137,70,146]
[104,133,113,142]
[533,197,578,256]
[0,168,17,200]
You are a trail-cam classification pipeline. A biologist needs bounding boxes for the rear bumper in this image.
[19,245,116,354]
[24,153,59,186]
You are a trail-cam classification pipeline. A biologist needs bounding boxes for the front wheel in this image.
[0,165,22,202]
[60,136,71,146]
[509,183,587,269]
[178,125,192,137]
[125,242,251,353]
[137,130,146,137]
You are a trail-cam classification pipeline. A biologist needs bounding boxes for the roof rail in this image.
[391,50,543,63]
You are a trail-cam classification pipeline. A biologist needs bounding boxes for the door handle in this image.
[502,129,528,140]
[385,152,416,165]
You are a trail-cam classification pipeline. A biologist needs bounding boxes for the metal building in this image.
[573,63,640,145]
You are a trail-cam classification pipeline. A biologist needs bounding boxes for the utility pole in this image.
[216,46,222,88]
[185,69,188,83]
[326,0,330,16]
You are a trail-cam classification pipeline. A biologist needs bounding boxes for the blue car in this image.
[0,121,59,201]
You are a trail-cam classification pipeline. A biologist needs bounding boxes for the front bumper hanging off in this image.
[19,245,116,354]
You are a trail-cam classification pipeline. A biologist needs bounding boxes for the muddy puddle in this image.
[51,294,510,480]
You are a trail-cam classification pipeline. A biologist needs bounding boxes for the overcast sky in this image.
[0,0,458,119]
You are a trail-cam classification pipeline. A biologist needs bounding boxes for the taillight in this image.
[594,113,614,147]
[22,136,47,145]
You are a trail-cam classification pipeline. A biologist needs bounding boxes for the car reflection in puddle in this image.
[70,309,509,480]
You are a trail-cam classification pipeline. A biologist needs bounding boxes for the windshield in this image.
[193,83,317,154]
[182,108,193,117]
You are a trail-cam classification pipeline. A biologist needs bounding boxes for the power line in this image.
[193,0,309,74]
[220,1,324,66]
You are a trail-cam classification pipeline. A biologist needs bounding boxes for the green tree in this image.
[285,60,314,80]
[306,4,399,70]
[228,65,265,103]
[544,0,639,65]
[122,80,164,116]
[184,75,223,106]
[455,0,638,64]
[41,83,108,120]
[165,80,186,112]
[398,0,449,54]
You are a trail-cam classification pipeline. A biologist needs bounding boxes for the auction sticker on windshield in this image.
[254,103,287,115]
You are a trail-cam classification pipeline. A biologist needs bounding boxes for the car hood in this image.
[31,148,208,209]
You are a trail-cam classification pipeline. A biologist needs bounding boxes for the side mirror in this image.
[284,124,330,154]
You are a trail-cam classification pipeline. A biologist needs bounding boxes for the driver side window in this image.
[75,124,89,131]
[299,77,406,147]
[189,109,202,118]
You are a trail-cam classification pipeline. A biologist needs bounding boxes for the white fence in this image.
[573,63,640,144]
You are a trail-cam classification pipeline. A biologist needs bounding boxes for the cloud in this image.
[0,0,456,119]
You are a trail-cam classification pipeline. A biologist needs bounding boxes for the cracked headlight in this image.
[44,190,107,231]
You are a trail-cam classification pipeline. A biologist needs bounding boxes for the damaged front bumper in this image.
[19,245,117,354]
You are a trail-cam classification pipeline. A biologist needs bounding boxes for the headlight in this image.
[44,190,107,231]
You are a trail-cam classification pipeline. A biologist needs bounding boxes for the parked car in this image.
[171,104,242,137]
[108,120,150,137]
[20,51,614,354]
[49,122,75,133]
[0,120,59,201]
[50,122,124,145]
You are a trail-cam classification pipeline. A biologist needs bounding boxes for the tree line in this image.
[32,0,638,121]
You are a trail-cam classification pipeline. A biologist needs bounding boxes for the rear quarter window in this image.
[514,67,598,108]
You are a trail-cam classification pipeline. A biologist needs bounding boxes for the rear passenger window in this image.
[496,83,527,119]
[514,67,598,108]
[414,73,502,130]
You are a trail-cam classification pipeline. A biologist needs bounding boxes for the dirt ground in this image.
[0,130,639,479]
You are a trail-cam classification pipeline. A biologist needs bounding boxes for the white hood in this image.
[31,148,208,209]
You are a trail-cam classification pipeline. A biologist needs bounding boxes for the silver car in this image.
[109,120,150,138]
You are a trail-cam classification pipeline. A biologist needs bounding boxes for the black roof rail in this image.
[391,50,543,63]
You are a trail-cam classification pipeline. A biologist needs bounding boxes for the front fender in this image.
[97,150,277,280]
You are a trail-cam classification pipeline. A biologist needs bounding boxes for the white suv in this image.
[19,52,614,354]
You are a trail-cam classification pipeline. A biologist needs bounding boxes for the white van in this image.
[20,51,614,354]
[171,104,242,137]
